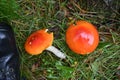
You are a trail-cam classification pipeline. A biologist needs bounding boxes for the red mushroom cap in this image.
[66,20,99,55]
[25,29,53,55]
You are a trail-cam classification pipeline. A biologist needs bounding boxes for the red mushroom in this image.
[66,20,99,55]
[25,29,66,59]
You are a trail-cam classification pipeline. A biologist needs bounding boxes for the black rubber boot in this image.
[0,23,20,80]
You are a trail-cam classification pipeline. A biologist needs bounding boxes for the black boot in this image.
[0,23,20,80]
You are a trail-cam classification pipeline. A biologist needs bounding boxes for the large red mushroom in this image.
[66,20,99,55]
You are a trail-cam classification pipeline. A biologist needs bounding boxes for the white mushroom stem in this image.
[46,46,66,59]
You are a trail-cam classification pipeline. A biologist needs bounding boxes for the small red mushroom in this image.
[66,20,99,55]
[25,29,66,59]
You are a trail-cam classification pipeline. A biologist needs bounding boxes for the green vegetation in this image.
[0,0,120,80]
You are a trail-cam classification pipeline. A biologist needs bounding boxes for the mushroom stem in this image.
[46,46,66,59]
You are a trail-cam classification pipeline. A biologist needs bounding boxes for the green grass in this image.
[0,0,120,80]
